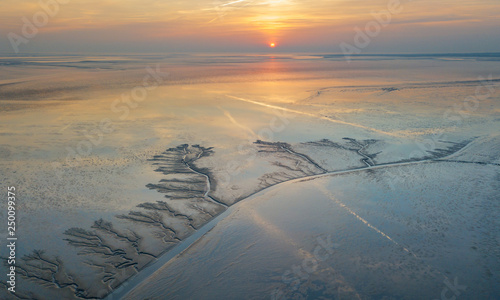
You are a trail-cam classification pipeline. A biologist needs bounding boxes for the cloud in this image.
[1,0,499,53]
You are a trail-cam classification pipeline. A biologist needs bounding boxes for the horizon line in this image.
[1,51,500,57]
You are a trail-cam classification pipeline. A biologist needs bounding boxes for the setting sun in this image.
[269,43,276,48]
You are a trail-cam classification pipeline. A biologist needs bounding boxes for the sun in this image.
[269,42,276,48]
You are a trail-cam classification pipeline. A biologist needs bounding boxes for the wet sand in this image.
[1,54,499,299]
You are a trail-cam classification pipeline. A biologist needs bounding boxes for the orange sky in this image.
[1,0,499,53]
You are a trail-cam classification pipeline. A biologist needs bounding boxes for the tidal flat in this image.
[0,54,499,299]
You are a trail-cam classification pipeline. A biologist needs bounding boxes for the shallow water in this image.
[1,53,499,299]
[125,161,499,299]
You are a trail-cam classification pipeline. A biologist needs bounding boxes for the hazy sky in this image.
[1,0,499,54]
